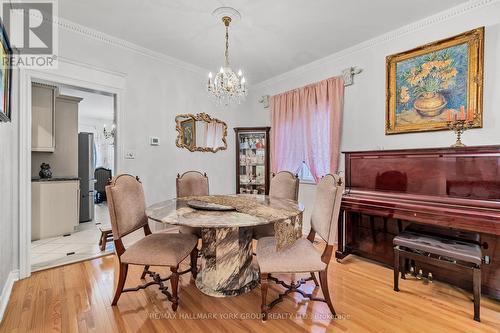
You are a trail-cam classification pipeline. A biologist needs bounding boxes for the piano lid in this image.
[343,145,500,202]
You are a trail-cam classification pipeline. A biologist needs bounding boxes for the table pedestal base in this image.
[196,227,259,297]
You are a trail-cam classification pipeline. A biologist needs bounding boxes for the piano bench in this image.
[393,231,483,322]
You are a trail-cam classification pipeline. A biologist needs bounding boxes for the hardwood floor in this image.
[1,250,499,333]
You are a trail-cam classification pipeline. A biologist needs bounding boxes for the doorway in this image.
[30,84,116,271]
[19,59,125,278]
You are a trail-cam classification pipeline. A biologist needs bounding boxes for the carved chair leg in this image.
[190,247,198,279]
[318,270,336,316]
[170,266,179,311]
[260,273,269,321]
[140,265,150,279]
[473,267,481,322]
[310,272,319,287]
[393,247,400,292]
[112,263,128,305]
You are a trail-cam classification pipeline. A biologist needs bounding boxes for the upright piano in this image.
[336,146,500,298]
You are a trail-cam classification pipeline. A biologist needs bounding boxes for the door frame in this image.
[19,57,126,278]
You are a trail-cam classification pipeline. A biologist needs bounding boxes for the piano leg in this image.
[335,209,350,261]
[370,216,377,243]
[394,247,400,292]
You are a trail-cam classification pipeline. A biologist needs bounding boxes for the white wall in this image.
[56,27,256,207]
[247,2,500,233]
[0,69,19,302]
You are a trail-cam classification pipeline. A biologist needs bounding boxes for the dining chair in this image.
[253,171,299,240]
[176,171,209,237]
[256,174,344,320]
[106,174,198,311]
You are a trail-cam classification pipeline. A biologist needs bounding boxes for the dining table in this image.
[146,194,304,297]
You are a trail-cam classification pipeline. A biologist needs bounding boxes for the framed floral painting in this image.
[385,27,484,134]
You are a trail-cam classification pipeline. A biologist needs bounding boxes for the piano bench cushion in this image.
[405,224,480,244]
[394,232,482,265]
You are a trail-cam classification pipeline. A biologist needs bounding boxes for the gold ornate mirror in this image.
[175,113,228,153]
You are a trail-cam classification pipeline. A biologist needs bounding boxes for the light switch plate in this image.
[125,150,135,159]
[150,136,160,146]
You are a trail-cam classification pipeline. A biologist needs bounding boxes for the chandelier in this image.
[207,10,247,106]
[103,124,115,141]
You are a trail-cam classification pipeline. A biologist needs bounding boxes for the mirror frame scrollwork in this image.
[175,112,228,153]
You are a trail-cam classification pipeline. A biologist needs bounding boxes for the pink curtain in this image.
[270,76,344,182]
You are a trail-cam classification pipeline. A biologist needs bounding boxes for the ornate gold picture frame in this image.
[175,113,228,153]
[386,27,484,134]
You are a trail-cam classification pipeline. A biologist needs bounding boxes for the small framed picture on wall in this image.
[0,18,12,122]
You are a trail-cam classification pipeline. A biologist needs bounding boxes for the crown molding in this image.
[253,0,499,90]
[54,17,209,76]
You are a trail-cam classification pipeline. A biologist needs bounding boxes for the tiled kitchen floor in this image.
[31,202,114,271]
[31,201,178,271]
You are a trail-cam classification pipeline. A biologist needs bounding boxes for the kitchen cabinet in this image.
[32,83,57,152]
[31,179,80,241]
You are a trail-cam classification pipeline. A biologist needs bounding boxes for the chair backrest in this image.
[269,171,299,201]
[176,171,209,198]
[106,174,149,239]
[310,174,345,245]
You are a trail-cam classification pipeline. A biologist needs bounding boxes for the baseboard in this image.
[0,269,20,323]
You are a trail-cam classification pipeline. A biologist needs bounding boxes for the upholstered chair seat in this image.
[121,233,198,266]
[253,171,299,240]
[257,174,344,321]
[176,171,209,238]
[256,237,326,273]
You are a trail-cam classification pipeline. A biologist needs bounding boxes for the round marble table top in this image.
[146,194,304,228]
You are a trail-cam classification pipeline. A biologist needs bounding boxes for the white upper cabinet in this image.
[32,83,57,152]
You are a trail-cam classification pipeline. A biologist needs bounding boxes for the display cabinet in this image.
[234,127,271,195]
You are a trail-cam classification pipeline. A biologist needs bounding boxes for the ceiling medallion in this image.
[207,7,247,106]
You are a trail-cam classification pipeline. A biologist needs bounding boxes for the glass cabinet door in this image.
[235,128,270,195]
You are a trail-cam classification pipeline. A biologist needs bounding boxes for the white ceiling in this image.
[59,0,469,84]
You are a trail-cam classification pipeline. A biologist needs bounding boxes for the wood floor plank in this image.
[1,251,499,333]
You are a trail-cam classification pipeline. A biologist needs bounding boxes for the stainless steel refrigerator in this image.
[78,132,96,222]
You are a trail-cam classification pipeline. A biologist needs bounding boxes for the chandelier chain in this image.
[225,24,229,66]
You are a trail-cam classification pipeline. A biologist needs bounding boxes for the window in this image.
[297,161,314,183]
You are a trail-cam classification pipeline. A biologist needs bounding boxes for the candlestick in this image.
[447,116,474,148]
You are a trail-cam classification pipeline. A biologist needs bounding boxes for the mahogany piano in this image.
[336,145,500,298]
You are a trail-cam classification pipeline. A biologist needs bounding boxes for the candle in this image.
[460,105,465,120]
[468,109,474,122]
[447,109,452,122]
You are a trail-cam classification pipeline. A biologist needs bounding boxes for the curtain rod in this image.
[259,66,362,108]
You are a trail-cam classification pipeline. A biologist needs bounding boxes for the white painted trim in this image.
[253,0,500,89]
[0,270,19,323]
[18,57,126,279]
[54,17,208,76]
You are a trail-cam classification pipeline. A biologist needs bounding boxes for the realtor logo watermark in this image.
[1,0,58,68]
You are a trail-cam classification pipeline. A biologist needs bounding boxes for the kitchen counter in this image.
[32,176,80,182]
